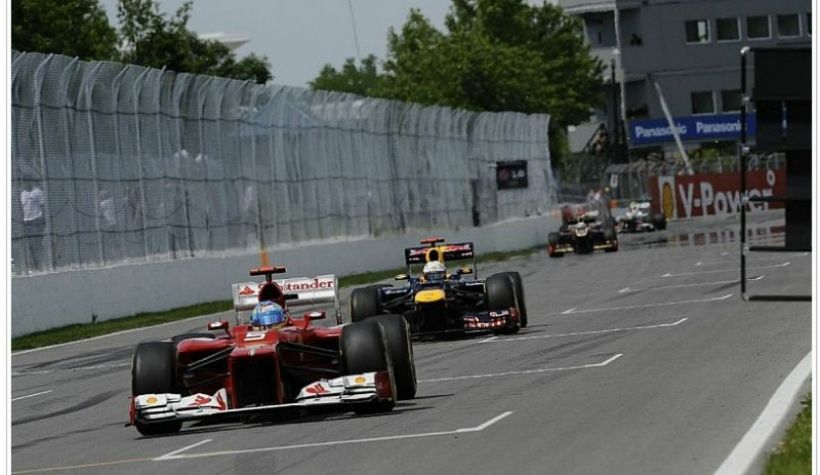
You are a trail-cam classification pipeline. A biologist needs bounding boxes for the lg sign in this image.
[651,169,784,219]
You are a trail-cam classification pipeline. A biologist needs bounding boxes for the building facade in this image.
[560,0,811,153]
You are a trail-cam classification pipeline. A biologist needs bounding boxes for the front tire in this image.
[131,341,182,436]
[485,274,521,332]
[492,272,527,328]
[370,314,416,399]
[341,321,396,414]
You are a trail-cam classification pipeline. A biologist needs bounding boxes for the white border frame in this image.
[684,19,711,45]
[716,17,742,43]
[746,15,772,41]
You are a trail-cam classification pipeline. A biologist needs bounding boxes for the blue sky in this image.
[99,0,452,87]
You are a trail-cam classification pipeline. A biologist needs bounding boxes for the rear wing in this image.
[404,242,475,265]
[231,274,341,324]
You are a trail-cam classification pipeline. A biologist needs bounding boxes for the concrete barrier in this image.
[12,214,558,337]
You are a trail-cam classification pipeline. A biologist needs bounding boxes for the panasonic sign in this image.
[628,113,756,146]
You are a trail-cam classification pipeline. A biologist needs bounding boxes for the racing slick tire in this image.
[350,286,381,323]
[171,333,216,345]
[370,314,417,400]
[341,321,396,414]
[653,213,667,231]
[492,272,527,328]
[485,274,521,334]
[131,341,183,436]
[603,227,619,253]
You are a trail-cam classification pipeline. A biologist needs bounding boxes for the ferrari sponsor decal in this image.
[193,395,212,406]
[146,396,158,405]
[238,285,256,296]
[216,391,227,410]
[305,383,330,395]
[278,278,334,292]
[354,376,366,384]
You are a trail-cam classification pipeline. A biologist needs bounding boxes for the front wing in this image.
[130,371,392,426]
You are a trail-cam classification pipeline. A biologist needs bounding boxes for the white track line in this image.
[478,335,498,343]
[662,262,789,278]
[154,439,213,461]
[11,390,53,402]
[619,276,763,294]
[561,294,733,315]
[714,352,811,475]
[419,354,622,383]
[157,412,514,461]
[487,318,687,343]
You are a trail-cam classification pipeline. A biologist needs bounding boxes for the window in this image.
[691,91,715,114]
[685,19,710,43]
[747,16,771,39]
[777,14,801,37]
[716,18,741,41]
[721,90,742,112]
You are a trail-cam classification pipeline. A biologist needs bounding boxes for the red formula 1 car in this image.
[128,265,417,436]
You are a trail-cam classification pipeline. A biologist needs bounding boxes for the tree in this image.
[11,0,118,60]
[311,55,385,96]
[117,0,273,83]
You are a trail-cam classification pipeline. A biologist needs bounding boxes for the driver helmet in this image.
[422,260,447,283]
[250,300,285,329]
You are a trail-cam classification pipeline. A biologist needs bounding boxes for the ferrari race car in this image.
[128,265,416,436]
[616,200,667,233]
[548,206,618,257]
[348,238,527,337]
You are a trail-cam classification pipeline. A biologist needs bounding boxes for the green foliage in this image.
[12,0,118,60]
[117,0,273,83]
[764,394,812,475]
[311,54,385,96]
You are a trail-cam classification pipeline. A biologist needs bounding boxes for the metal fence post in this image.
[196,77,214,250]
[132,67,151,260]
[33,54,55,271]
[111,65,130,262]
[60,57,81,266]
[83,62,105,264]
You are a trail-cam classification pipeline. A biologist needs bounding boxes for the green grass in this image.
[11,244,543,351]
[763,394,812,475]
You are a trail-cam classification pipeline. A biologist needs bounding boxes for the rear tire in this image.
[370,314,416,399]
[341,321,396,414]
[350,286,381,322]
[653,213,667,230]
[132,341,183,436]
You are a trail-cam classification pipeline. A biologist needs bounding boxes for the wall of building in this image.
[12,214,559,337]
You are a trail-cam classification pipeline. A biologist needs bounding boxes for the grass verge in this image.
[12,244,543,351]
[763,393,812,475]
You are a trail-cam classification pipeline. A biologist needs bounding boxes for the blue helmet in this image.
[250,300,285,328]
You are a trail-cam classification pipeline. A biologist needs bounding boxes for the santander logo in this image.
[238,286,256,296]
[280,279,334,292]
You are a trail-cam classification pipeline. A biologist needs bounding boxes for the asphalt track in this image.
[11,210,811,475]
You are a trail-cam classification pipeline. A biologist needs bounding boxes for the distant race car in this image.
[348,238,527,337]
[128,265,416,436]
[616,200,667,233]
[547,205,618,257]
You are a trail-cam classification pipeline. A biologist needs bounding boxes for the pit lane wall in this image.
[12,214,557,337]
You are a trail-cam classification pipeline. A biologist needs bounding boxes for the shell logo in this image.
[146,396,158,405]
[354,376,367,384]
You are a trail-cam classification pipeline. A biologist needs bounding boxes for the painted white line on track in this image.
[11,390,53,402]
[12,361,130,376]
[479,336,498,343]
[11,310,231,356]
[157,412,514,461]
[620,276,763,294]
[714,352,811,475]
[419,354,622,383]
[154,439,213,461]
[561,294,733,315]
[662,262,789,278]
[491,318,687,343]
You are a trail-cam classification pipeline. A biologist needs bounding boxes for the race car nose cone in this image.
[414,289,446,304]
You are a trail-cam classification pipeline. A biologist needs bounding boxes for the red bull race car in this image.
[128,265,416,436]
[348,238,527,337]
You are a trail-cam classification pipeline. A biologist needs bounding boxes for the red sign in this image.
[649,169,784,219]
